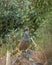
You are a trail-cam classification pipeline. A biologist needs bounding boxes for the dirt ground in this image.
[0,50,48,65]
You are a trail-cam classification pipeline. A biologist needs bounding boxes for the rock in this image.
[21,50,33,60]
[27,49,33,55]
[22,53,29,59]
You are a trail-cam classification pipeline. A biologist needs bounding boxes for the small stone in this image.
[29,58,34,62]
[0,57,3,60]
[33,63,36,65]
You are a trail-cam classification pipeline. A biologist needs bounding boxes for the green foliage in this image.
[0,0,52,55]
[0,0,52,36]
[34,12,52,49]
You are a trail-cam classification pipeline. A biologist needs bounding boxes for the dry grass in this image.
[45,45,52,61]
[0,49,49,65]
